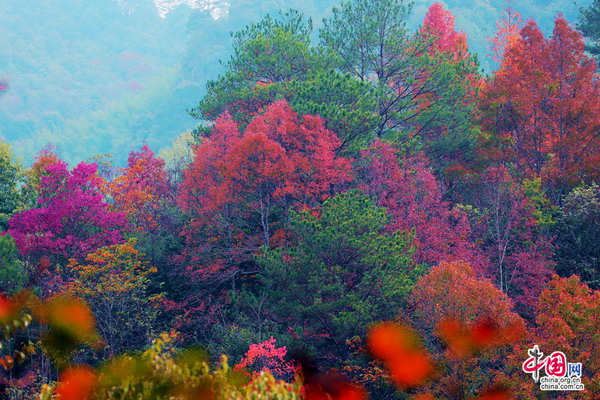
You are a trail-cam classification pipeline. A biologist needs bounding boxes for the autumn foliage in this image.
[0,2,598,399]
[8,161,128,265]
[178,99,351,284]
[481,17,600,192]
[109,145,171,236]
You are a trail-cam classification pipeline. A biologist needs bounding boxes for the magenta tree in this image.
[8,160,128,265]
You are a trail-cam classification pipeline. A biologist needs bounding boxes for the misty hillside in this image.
[0,0,589,165]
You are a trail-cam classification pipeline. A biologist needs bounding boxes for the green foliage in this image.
[257,191,418,366]
[553,183,600,289]
[319,0,417,139]
[191,9,324,125]
[0,142,22,230]
[319,0,481,173]
[578,0,600,58]
[227,9,317,81]
[0,235,26,295]
[320,0,414,82]
[522,177,556,230]
[287,69,380,154]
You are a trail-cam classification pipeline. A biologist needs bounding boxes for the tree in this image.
[578,0,600,59]
[533,275,600,397]
[176,100,352,340]
[180,99,352,270]
[319,0,415,85]
[0,142,22,230]
[489,7,523,64]
[0,235,26,294]
[498,275,600,399]
[480,18,600,196]
[320,0,480,177]
[421,3,468,57]
[109,145,174,267]
[19,146,61,210]
[286,69,380,154]
[191,9,323,125]
[467,167,554,318]
[416,3,481,177]
[234,337,296,380]
[7,160,128,265]
[64,240,161,358]
[257,191,417,368]
[409,260,526,399]
[553,183,600,289]
[358,141,486,269]
[157,131,196,185]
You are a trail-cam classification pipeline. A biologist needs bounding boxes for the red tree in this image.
[108,145,173,265]
[498,275,599,398]
[481,17,600,195]
[421,3,468,59]
[180,100,351,265]
[110,145,171,232]
[409,261,526,399]
[175,100,352,334]
[414,4,482,181]
[489,7,523,63]
[234,337,297,380]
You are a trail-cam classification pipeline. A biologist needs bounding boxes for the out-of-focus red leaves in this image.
[0,355,14,370]
[46,296,96,339]
[387,351,433,389]
[55,365,98,400]
[304,372,367,400]
[367,322,433,389]
[470,318,498,346]
[437,317,524,357]
[296,353,367,400]
[476,385,513,400]
[411,393,436,400]
[0,294,17,321]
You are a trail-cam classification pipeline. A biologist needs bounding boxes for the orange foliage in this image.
[45,296,97,340]
[437,317,524,358]
[54,366,98,400]
[0,295,17,321]
[367,323,433,389]
[304,372,367,400]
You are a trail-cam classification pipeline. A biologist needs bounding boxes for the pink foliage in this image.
[359,141,486,268]
[421,3,468,59]
[235,337,297,380]
[469,167,553,317]
[8,161,128,264]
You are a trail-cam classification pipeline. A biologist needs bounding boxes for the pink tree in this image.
[421,3,468,59]
[234,337,297,380]
[359,141,486,269]
[468,167,553,318]
[8,161,128,265]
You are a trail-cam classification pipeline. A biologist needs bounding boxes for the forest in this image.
[0,0,599,399]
